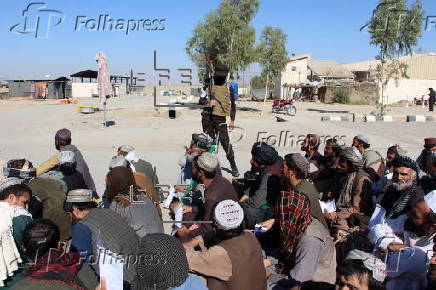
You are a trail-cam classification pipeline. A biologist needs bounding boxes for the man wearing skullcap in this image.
[135,233,206,290]
[326,147,374,230]
[352,135,385,182]
[417,137,436,172]
[177,153,238,240]
[240,142,283,229]
[379,156,419,219]
[64,189,139,288]
[386,144,407,170]
[117,144,160,196]
[40,150,88,193]
[185,200,266,290]
[283,153,328,229]
[37,128,96,192]
[369,191,436,290]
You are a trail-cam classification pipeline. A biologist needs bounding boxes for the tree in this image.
[365,0,423,115]
[186,0,259,80]
[257,26,289,115]
[250,75,267,89]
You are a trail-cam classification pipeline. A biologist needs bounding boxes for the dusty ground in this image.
[1,96,434,232]
[1,96,434,193]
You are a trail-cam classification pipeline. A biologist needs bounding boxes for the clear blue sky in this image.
[0,0,435,83]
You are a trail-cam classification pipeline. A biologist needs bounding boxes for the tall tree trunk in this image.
[261,73,269,116]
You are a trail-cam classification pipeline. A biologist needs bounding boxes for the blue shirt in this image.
[71,222,93,262]
[173,274,207,290]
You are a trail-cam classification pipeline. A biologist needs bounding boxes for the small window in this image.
[291,66,297,71]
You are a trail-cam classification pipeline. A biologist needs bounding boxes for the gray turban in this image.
[340,147,363,171]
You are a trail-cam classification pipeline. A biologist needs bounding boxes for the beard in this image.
[192,172,201,183]
[390,179,414,191]
[301,145,308,151]
[429,171,436,178]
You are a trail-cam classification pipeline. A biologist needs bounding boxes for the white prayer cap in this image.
[424,190,436,213]
[214,200,244,230]
[0,177,23,192]
[118,145,135,153]
[60,151,75,164]
[197,152,218,173]
[109,156,128,169]
[346,250,387,283]
[354,134,370,145]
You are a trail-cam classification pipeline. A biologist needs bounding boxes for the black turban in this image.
[135,233,189,290]
[251,142,279,166]
[391,156,419,173]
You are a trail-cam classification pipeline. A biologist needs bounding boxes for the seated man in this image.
[418,153,436,194]
[10,219,98,290]
[336,250,386,290]
[260,191,337,289]
[4,159,71,240]
[352,134,385,182]
[378,156,419,219]
[283,153,328,229]
[40,150,88,193]
[64,189,139,288]
[177,153,238,241]
[301,134,323,171]
[325,148,373,231]
[185,200,267,290]
[240,142,282,229]
[37,128,96,192]
[369,191,435,290]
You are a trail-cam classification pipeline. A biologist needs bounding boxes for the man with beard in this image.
[369,191,435,290]
[176,153,238,241]
[352,135,385,182]
[419,153,436,194]
[301,134,323,170]
[239,142,282,229]
[385,144,407,173]
[325,147,373,231]
[417,138,436,173]
[37,128,96,192]
[379,156,419,219]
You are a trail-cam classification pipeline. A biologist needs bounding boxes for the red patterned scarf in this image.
[25,249,86,290]
[276,190,311,253]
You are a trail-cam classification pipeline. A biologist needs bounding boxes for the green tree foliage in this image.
[250,75,267,89]
[365,0,424,114]
[186,0,259,80]
[332,87,351,104]
[256,26,289,88]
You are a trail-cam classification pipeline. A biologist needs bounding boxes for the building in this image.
[7,77,71,99]
[343,53,436,104]
[274,54,354,101]
[70,70,138,98]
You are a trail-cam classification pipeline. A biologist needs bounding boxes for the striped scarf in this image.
[386,182,417,219]
[276,190,311,253]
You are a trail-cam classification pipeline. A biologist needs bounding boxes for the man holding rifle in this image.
[201,63,239,177]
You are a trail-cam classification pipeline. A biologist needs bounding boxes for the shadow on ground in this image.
[306,108,350,114]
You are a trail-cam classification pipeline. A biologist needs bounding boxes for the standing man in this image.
[429,88,435,112]
[417,137,436,172]
[201,64,239,177]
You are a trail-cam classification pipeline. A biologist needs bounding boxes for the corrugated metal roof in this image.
[342,53,436,80]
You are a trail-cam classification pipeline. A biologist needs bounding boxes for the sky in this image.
[0,0,435,83]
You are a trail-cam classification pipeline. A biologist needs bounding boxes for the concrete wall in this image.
[72,83,98,98]
[275,58,309,99]
[383,78,436,104]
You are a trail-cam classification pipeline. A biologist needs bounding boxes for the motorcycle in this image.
[272,99,297,116]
